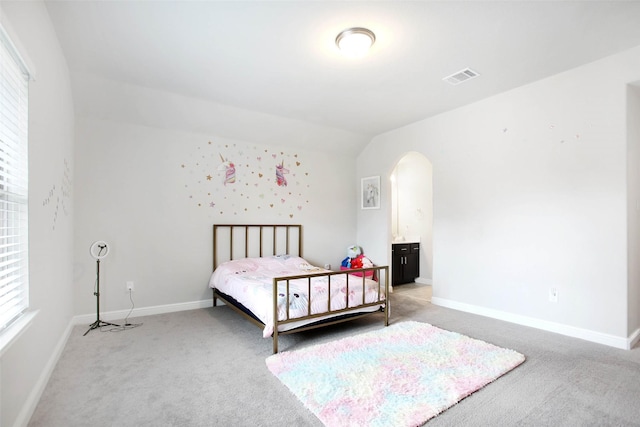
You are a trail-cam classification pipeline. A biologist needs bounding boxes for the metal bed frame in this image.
[211,224,389,353]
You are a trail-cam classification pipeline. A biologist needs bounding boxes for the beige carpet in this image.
[28,285,640,426]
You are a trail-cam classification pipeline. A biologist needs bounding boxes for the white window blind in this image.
[0,25,29,332]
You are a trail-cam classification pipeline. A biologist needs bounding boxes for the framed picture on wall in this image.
[361,176,380,210]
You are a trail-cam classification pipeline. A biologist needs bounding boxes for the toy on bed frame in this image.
[210,224,389,353]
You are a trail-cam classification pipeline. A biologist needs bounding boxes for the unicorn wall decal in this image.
[217,153,236,186]
[275,161,289,187]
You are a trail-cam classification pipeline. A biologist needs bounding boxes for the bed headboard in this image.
[213,224,303,270]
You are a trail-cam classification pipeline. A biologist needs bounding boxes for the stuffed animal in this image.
[351,254,374,269]
[347,245,361,259]
[277,291,308,311]
[342,245,374,271]
[351,254,364,269]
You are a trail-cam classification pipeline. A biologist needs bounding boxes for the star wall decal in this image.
[181,140,313,215]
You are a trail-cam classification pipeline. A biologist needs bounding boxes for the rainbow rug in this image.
[266,321,525,427]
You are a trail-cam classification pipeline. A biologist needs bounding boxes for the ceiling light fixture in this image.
[335,27,376,58]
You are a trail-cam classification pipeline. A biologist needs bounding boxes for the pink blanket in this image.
[209,255,384,337]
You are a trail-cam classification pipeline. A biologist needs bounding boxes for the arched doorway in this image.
[390,152,433,287]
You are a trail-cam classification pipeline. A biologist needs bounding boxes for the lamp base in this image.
[83,319,121,336]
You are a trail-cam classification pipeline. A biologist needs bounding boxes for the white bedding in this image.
[209,255,385,337]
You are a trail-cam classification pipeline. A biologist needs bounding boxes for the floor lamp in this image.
[84,240,120,336]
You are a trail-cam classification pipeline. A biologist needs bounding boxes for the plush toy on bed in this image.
[342,245,360,268]
[277,291,308,311]
[362,256,373,268]
[341,245,373,270]
[351,254,363,269]
[347,245,361,258]
[351,254,374,269]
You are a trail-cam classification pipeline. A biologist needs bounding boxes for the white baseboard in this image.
[415,277,432,285]
[628,328,640,349]
[431,297,633,350]
[73,299,214,325]
[13,317,75,427]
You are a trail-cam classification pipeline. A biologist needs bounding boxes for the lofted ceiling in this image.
[44,0,640,144]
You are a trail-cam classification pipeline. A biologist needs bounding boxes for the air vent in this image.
[443,68,479,85]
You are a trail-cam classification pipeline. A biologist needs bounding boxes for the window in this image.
[0,24,30,332]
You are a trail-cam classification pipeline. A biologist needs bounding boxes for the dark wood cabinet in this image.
[392,243,420,285]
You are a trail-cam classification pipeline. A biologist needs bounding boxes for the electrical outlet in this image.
[549,287,558,303]
[126,281,134,292]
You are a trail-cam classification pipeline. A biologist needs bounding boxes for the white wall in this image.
[70,72,371,156]
[0,2,75,426]
[358,45,640,344]
[74,114,357,317]
[627,84,640,337]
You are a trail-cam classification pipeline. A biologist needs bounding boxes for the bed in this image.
[209,224,389,353]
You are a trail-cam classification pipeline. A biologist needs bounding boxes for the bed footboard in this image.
[271,265,389,353]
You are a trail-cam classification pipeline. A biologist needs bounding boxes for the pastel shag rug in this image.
[266,321,525,427]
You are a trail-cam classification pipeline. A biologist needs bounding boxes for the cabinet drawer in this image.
[392,243,411,254]
[393,243,419,253]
